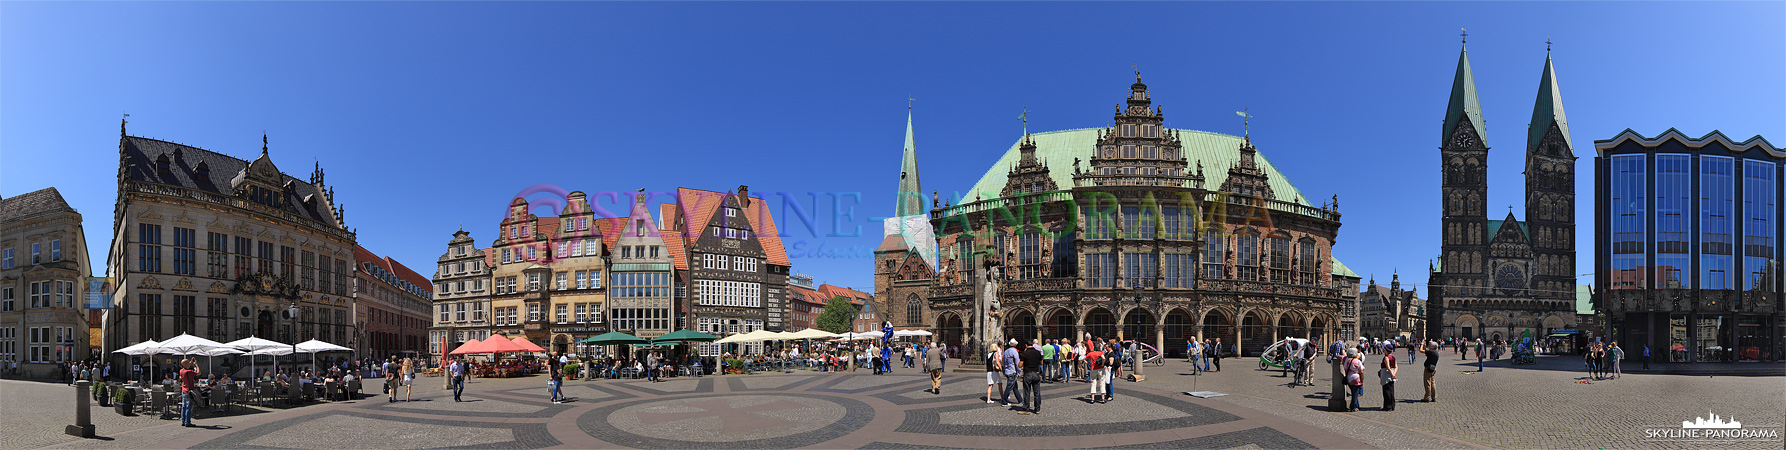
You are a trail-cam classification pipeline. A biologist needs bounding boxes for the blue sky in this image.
[3,2,1781,294]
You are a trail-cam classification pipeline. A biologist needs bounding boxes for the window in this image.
[31,243,40,264]
[29,281,49,309]
[473,279,485,292]
[1202,230,1226,280]
[440,304,450,322]
[527,246,537,260]
[555,272,568,290]
[527,273,541,291]
[575,271,588,289]
[51,239,62,262]
[570,239,582,257]
[696,280,760,307]
[456,303,466,322]
[1,287,12,312]
[1702,156,1735,290]
[1087,253,1115,288]
[2,249,11,269]
[1236,233,1260,281]
[575,303,587,323]
[257,241,274,273]
[557,242,567,257]
[527,303,542,322]
[234,237,253,278]
[582,240,596,256]
[1085,206,1114,239]
[1268,236,1291,283]
[1299,240,1319,285]
[1162,254,1195,288]
[1743,160,1775,293]
[472,302,484,321]
[650,246,660,258]
[622,246,632,259]
[1018,232,1043,279]
[137,294,162,339]
[502,248,512,263]
[733,256,746,271]
[1123,253,1157,288]
[138,223,162,273]
[279,246,295,281]
[556,304,568,323]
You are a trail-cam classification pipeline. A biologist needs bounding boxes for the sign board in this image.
[83,277,115,309]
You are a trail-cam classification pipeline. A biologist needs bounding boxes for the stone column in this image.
[66,380,95,438]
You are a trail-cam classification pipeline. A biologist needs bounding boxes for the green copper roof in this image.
[958,128,1312,206]
[1331,256,1359,278]
[1528,53,1571,154]
[1486,219,1528,239]
[1575,285,1594,315]
[896,110,925,217]
[1443,45,1488,144]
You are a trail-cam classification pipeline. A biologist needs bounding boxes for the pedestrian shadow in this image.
[1303,392,1332,400]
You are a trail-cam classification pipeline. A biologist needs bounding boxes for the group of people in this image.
[1184,338,1228,372]
[971,336,1135,414]
[1335,339,1443,412]
[1584,341,1624,380]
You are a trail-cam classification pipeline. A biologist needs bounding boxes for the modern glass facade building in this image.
[1596,129,1783,363]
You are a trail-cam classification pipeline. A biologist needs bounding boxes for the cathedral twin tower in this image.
[1428,41,1579,341]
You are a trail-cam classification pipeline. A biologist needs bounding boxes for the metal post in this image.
[66,380,95,437]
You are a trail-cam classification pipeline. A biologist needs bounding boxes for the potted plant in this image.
[94,382,111,407]
[113,387,135,416]
[562,363,580,378]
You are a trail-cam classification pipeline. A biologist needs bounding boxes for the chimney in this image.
[737,185,751,207]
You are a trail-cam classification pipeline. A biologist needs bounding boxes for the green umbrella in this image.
[651,329,720,344]
[579,332,648,346]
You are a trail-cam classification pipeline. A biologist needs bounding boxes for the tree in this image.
[816,296,857,334]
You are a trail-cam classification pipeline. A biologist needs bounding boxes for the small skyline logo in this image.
[1682,411,1741,429]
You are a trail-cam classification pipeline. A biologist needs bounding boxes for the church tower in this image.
[1439,42,1490,300]
[1524,50,1576,306]
[896,108,925,218]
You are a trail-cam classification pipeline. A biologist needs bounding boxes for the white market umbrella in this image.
[113,340,161,383]
[157,333,228,355]
[226,336,288,381]
[785,329,838,340]
[893,330,933,337]
[113,340,161,356]
[294,340,352,374]
[194,347,244,375]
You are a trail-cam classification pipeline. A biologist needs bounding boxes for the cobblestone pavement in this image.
[11,356,1777,449]
[1136,352,1786,450]
[12,369,1366,449]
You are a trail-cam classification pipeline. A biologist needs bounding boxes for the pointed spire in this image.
[1528,51,1572,155]
[895,108,924,217]
[1443,42,1487,145]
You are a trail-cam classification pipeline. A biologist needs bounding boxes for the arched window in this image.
[905,294,922,326]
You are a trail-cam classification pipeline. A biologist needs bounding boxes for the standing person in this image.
[985,342,1003,405]
[646,352,659,382]
[923,341,943,394]
[1085,344,1106,404]
[1211,338,1224,372]
[1422,341,1440,403]
[1408,340,1417,363]
[1101,343,1121,401]
[1038,339,1057,383]
[1476,340,1485,372]
[178,358,200,427]
[1074,339,1089,382]
[1001,339,1023,408]
[1019,339,1043,414]
[383,357,397,402]
[1343,348,1364,412]
[548,353,564,403]
[1642,344,1651,370]
[1609,342,1625,379]
[449,357,466,402]
[402,357,416,402]
[1379,348,1398,411]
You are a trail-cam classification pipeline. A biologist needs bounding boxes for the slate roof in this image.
[1443,45,1488,145]
[1487,219,1529,240]
[961,128,1312,205]
[0,187,76,223]
[1528,53,1571,154]
[357,244,434,293]
[122,136,338,228]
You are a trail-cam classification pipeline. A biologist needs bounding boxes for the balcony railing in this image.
[1005,277,1077,292]
[931,190,1338,222]
[1198,279,1342,298]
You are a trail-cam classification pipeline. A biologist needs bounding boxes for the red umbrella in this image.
[481,336,527,354]
[509,337,546,353]
[448,338,489,355]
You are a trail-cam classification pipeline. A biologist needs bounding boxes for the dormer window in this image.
[155,155,171,174]
[194,162,209,177]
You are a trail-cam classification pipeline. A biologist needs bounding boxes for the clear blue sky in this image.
[4,2,1781,294]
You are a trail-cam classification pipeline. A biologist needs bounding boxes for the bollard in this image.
[1129,346,1145,382]
[66,380,96,438]
[1328,358,1347,411]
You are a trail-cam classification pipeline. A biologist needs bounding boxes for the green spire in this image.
[1443,44,1487,145]
[1528,52,1571,154]
[896,109,925,217]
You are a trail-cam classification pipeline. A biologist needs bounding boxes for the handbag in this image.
[1378,368,1393,385]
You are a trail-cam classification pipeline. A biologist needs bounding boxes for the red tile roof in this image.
[662,187,792,267]
[817,284,871,305]
[875,235,908,252]
[387,257,434,292]
[743,196,791,266]
[660,230,689,271]
[595,217,626,254]
[788,285,829,306]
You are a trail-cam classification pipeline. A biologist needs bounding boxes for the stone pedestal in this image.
[66,380,95,438]
[1328,359,1347,411]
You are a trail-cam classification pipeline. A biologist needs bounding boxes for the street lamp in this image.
[288,303,300,373]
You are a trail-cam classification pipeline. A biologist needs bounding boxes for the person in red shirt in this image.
[1084,346,1106,404]
[178,358,201,427]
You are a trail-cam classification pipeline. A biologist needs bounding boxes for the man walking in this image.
[1211,338,1223,372]
[1476,339,1485,372]
[923,341,943,394]
[449,357,466,402]
[548,353,564,403]
[1422,341,1440,403]
[1001,339,1023,407]
[178,358,200,427]
[1019,339,1044,414]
